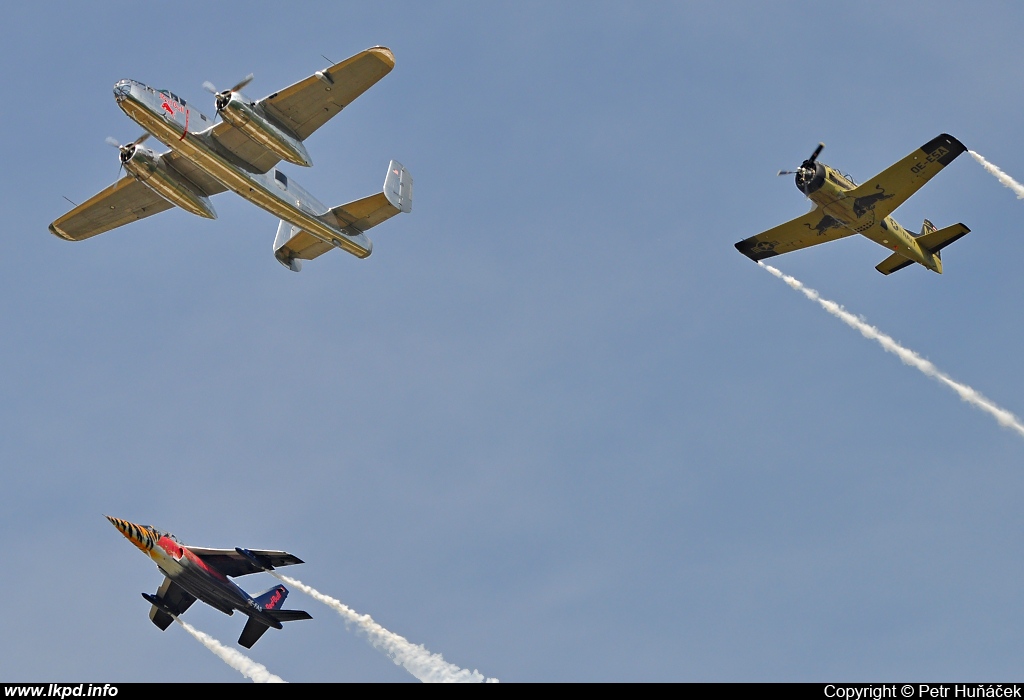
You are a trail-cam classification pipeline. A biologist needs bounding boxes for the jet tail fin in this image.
[253,585,288,611]
[237,610,312,648]
[269,609,313,623]
[238,618,270,649]
[237,586,311,649]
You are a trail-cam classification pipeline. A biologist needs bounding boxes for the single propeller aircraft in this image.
[106,515,311,648]
[50,47,412,272]
[735,134,969,275]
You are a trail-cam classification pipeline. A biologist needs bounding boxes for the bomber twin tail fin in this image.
[273,160,413,271]
[327,159,413,229]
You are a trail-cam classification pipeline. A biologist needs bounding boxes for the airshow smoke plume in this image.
[759,262,1024,439]
[271,572,498,683]
[969,150,1024,198]
[175,617,286,683]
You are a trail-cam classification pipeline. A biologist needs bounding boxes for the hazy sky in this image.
[4,1,1024,682]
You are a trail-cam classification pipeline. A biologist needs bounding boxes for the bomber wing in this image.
[735,208,856,262]
[162,151,229,198]
[49,177,174,242]
[209,47,395,174]
[49,151,226,242]
[845,133,966,222]
[186,547,305,578]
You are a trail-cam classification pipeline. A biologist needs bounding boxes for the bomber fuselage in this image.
[112,79,371,259]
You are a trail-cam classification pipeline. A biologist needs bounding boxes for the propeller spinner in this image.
[204,74,254,113]
[778,142,825,176]
[106,133,150,164]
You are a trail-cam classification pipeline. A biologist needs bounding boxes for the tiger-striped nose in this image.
[105,515,155,552]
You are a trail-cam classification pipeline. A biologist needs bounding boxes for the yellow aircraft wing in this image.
[49,176,174,242]
[49,151,226,242]
[735,209,856,262]
[261,47,395,141]
[208,47,395,174]
[846,133,966,222]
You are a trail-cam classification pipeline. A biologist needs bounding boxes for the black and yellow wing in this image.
[735,208,856,262]
[846,133,966,222]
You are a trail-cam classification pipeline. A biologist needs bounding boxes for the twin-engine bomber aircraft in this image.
[107,516,311,648]
[735,134,969,275]
[49,47,412,272]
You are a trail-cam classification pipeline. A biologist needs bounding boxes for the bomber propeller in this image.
[203,74,254,114]
[105,133,150,181]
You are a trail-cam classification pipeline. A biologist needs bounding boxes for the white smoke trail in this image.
[969,150,1024,199]
[271,572,498,683]
[759,262,1024,439]
[175,617,286,683]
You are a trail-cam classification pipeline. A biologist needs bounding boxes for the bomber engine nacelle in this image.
[217,93,312,168]
[115,137,217,219]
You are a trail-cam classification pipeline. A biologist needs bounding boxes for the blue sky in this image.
[4,1,1024,682]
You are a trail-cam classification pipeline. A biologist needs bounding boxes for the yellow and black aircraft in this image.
[735,135,969,274]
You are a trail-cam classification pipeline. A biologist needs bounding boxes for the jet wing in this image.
[735,208,856,262]
[186,547,305,578]
[49,176,174,242]
[148,577,197,631]
[208,47,395,174]
[846,133,966,222]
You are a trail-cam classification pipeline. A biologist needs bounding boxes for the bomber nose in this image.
[113,80,132,101]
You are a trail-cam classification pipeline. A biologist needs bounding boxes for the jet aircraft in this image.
[106,515,311,648]
[735,134,969,274]
[50,47,412,272]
